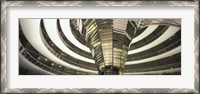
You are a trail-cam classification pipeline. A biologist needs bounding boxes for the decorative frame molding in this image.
[1,0,199,93]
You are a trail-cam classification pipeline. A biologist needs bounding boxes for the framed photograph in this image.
[1,0,199,93]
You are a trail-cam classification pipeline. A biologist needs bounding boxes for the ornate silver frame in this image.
[1,0,199,94]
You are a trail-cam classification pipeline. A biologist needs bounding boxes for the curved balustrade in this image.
[125,53,181,70]
[43,19,94,63]
[128,26,180,55]
[130,25,159,44]
[42,31,97,71]
[20,44,66,75]
[127,30,181,61]
[123,62,180,72]
[57,19,93,59]
[40,20,97,71]
[129,25,168,50]
[59,19,91,52]
[124,68,181,75]
[127,39,181,61]
[20,41,93,75]
[19,24,94,75]
[69,19,88,47]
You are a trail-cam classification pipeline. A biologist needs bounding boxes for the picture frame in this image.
[1,0,199,93]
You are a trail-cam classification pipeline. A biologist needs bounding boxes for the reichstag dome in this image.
[19,19,181,75]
